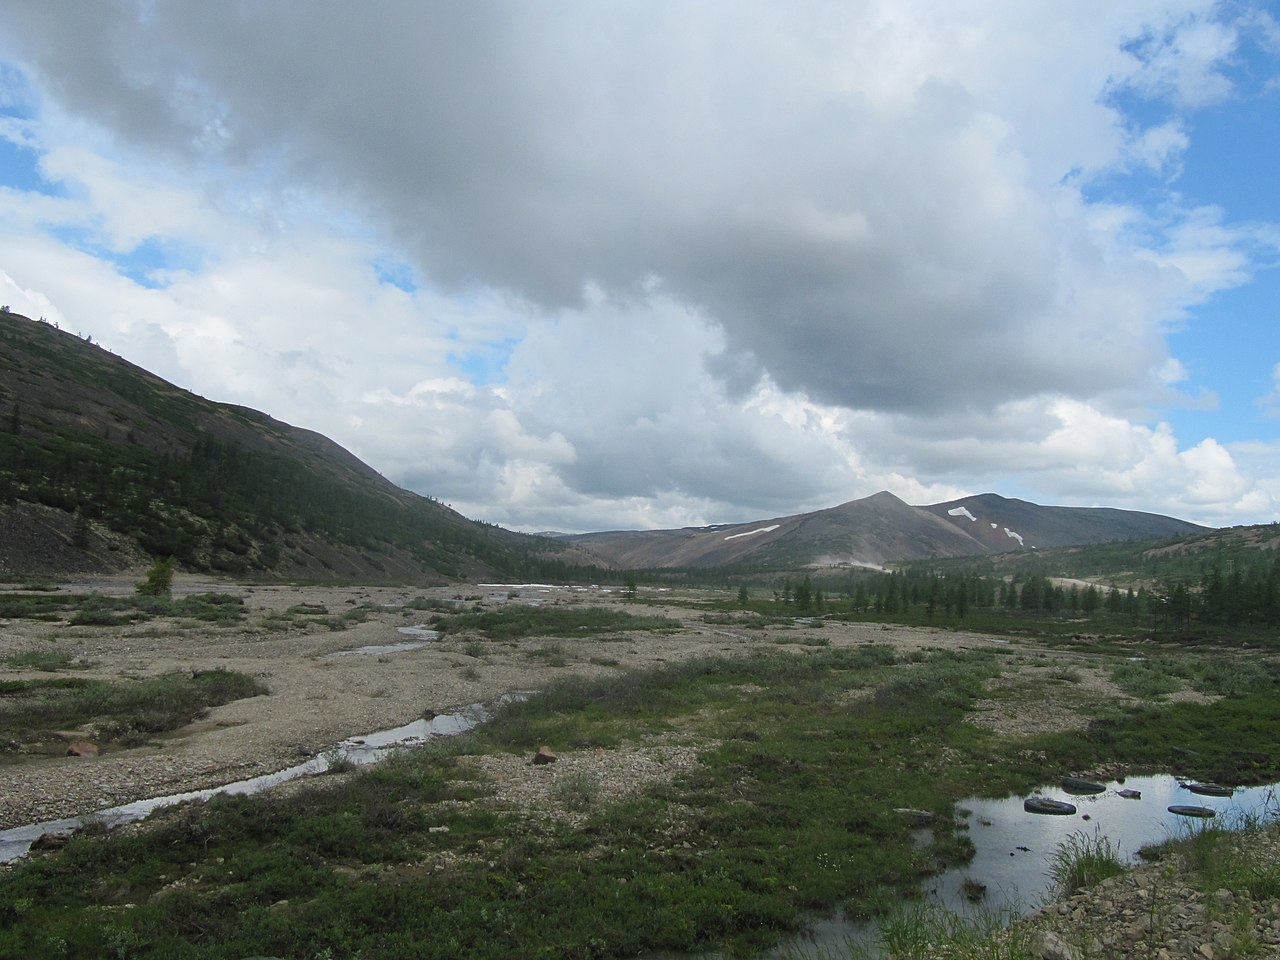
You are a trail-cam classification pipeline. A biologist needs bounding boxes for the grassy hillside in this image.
[0,311,590,581]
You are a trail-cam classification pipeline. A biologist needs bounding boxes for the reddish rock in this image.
[66,741,99,758]
[31,832,70,851]
[533,746,557,765]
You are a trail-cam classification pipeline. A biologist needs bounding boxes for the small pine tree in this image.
[136,557,178,598]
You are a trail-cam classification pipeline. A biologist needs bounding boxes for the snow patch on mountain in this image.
[724,524,780,541]
[1004,528,1024,546]
[948,506,978,522]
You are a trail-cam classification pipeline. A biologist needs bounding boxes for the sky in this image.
[0,2,1277,534]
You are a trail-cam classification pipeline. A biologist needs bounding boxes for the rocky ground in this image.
[2,574,1277,958]
[0,575,1042,832]
[1014,829,1280,960]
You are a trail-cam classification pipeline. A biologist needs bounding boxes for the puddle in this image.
[0,695,519,864]
[929,775,1278,918]
[774,774,1280,958]
[320,626,437,658]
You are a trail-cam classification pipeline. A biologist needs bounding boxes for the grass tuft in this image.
[1047,829,1127,896]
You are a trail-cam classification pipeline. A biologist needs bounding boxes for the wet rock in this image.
[532,746,557,765]
[894,807,937,827]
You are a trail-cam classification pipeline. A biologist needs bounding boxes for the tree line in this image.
[743,561,1280,635]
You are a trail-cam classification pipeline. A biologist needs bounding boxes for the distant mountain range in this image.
[561,490,1206,570]
[0,310,1210,580]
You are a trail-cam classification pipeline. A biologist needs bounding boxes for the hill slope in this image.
[0,311,585,581]
[565,491,1207,570]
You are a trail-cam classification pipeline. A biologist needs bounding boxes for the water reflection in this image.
[777,774,1278,959]
[930,774,1278,917]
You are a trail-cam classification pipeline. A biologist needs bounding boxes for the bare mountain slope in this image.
[565,491,1207,570]
[922,493,1206,552]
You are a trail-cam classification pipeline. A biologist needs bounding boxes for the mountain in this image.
[921,493,1207,551]
[0,309,1211,581]
[0,311,592,581]
[564,491,1208,570]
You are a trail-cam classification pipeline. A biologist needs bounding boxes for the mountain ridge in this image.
[0,309,1211,579]
[563,490,1207,570]
[0,311,592,581]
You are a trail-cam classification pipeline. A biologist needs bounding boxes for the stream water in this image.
[320,625,437,658]
[0,696,512,864]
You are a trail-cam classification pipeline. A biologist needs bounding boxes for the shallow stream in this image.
[0,696,511,863]
[320,625,437,658]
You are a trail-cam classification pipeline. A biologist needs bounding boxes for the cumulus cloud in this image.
[0,1,1276,530]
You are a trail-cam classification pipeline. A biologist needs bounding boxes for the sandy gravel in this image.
[0,575,1140,832]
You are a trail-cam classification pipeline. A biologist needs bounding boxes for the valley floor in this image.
[0,574,1154,833]
[2,575,1278,960]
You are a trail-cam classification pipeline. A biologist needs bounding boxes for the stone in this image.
[1031,930,1081,960]
[30,832,71,851]
[893,807,936,827]
[533,746,557,765]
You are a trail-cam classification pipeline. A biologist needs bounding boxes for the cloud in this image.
[1116,9,1241,108]
[0,1,1276,531]
[3,3,1251,408]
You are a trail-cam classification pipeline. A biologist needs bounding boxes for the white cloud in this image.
[1116,10,1240,108]
[0,1,1276,532]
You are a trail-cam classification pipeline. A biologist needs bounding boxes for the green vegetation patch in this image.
[261,602,374,633]
[3,642,1279,958]
[1108,652,1275,702]
[1025,685,1280,787]
[1154,819,1280,902]
[0,669,268,750]
[0,646,1017,959]
[0,591,247,627]
[0,647,83,671]
[433,604,681,641]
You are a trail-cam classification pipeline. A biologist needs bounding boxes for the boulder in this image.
[533,746,557,765]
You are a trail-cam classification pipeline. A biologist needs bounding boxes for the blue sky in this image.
[1125,30,1280,450]
[0,2,1277,534]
